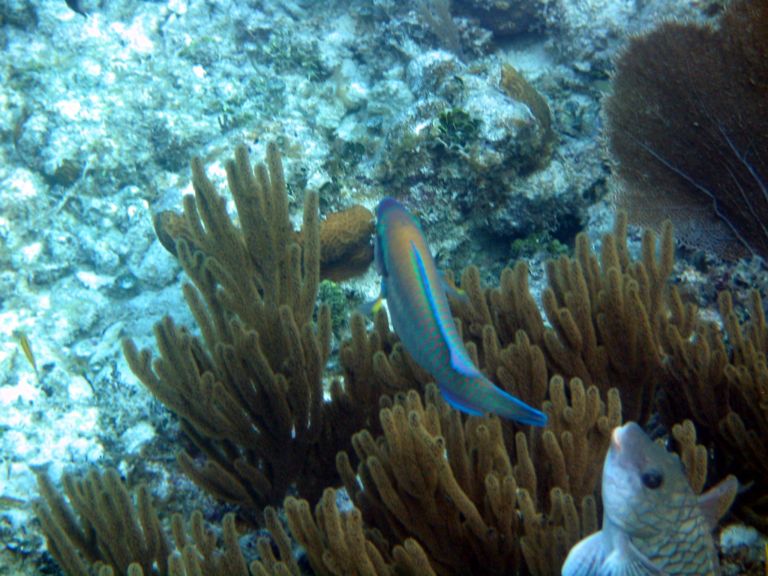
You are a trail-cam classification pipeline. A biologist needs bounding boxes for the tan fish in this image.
[562,422,738,576]
[16,331,38,376]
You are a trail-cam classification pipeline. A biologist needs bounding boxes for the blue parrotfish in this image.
[371,197,547,426]
[562,422,738,576]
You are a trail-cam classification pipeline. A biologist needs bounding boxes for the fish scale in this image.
[638,504,716,574]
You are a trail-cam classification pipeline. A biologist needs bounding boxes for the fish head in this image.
[375,197,419,237]
[374,197,425,275]
[602,422,693,536]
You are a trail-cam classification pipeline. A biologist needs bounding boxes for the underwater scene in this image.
[1,0,767,574]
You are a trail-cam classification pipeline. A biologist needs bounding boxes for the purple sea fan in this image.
[604,0,768,260]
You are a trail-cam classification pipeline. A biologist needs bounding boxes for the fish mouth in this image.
[611,426,623,452]
[610,422,645,454]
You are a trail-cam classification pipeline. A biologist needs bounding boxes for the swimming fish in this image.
[562,422,738,576]
[16,331,38,376]
[65,0,88,17]
[371,197,547,426]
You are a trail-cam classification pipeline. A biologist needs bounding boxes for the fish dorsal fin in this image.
[410,241,479,378]
[698,474,738,529]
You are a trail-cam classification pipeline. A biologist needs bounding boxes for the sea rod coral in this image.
[32,141,764,575]
[123,144,386,520]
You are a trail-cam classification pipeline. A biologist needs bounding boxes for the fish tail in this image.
[441,378,548,427]
[486,386,548,426]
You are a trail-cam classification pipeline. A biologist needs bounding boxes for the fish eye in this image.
[641,469,664,489]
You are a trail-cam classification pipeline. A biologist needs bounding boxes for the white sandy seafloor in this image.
[0,0,765,574]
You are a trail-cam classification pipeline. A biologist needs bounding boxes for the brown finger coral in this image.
[33,467,267,576]
[123,144,386,521]
[332,380,621,575]
[661,289,768,530]
[450,213,695,425]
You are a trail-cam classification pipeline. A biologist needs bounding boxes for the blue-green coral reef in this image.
[33,144,768,575]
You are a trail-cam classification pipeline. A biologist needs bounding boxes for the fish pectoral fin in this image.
[438,385,484,416]
[439,272,469,303]
[601,535,666,576]
[357,297,384,318]
[565,529,664,576]
[600,552,666,576]
[359,280,387,318]
[562,531,608,576]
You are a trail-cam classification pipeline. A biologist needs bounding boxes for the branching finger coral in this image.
[33,467,254,576]
[334,380,621,575]
[123,145,384,520]
[32,111,765,576]
[280,488,436,576]
[662,289,768,530]
[34,467,170,576]
[451,213,695,425]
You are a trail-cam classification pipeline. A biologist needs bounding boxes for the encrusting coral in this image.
[314,204,374,282]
